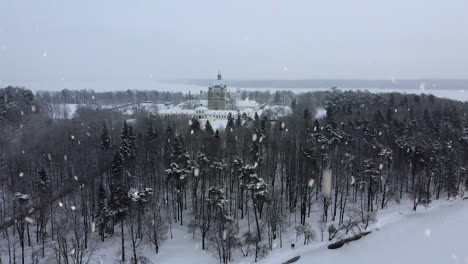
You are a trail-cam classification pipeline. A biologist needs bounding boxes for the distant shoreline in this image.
[170,79,468,90]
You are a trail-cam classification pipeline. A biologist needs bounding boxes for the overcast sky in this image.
[1,0,468,83]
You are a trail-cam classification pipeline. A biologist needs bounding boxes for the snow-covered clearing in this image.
[92,226,216,264]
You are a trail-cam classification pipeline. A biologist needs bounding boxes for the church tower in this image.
[208,70,227,110]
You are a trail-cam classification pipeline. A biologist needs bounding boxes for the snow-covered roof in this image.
[195,106,208,111]
[206,110,238,115]
[210,80,226,88]
[236,100,259,107]
[158,109,195,115]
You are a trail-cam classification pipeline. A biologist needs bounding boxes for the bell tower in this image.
[208,70,227,110]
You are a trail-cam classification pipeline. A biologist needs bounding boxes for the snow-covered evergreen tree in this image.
[96,183,110,242]
[101,122,111,151]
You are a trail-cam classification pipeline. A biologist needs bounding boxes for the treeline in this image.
[33,88,296,107]
[0,86,467,263]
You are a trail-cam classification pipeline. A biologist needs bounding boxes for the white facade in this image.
[158,106,257,120]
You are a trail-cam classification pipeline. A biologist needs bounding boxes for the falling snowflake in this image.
[19,172,24,177]
[42,52,48,57]
[58,202,63,207]
[419,82,425,91]
[71,206,76,211]
[308,178,315,187]
[24,217,35,224]
[193,168,200,177]
[31,105,36,112]
[252,133,258,142]
[424,228,431,237]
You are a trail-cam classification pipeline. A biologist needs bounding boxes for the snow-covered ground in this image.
[92,226,217,264]
[89,198,468,264]
[261,199,468,264]
[1,198,466,263]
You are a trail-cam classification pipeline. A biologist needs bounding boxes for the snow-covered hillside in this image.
[89,199,468,264]
[261,199,468,264]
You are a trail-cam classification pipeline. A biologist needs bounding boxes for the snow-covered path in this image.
[272,201,468,264]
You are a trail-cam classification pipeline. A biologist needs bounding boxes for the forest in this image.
[1,86,468,264]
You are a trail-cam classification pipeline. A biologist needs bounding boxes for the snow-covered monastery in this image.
[158,71,262,120]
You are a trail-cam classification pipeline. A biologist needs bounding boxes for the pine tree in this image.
[96,183,110,242]
[254,112,259,121]
[235,114,242,127]
[227,113,235,128]
[119,121,136,160]
[127,124,137,159]
[119,121,131,157]
[291,98,297,110]
[108,149,129,262]
[205,120,214,135]
[240,165,268,241]
[35,169,51,255]
[101,123,111,151]
[190,118,201,132]
[36,169,50,195]
[146,119,158,141]
[109,150,127,218]
[166,125,174,140]
[167,135,190,225]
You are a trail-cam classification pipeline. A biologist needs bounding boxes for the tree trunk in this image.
[121,219,125,262]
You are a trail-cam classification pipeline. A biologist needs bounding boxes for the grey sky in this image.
[1,0,468,83]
